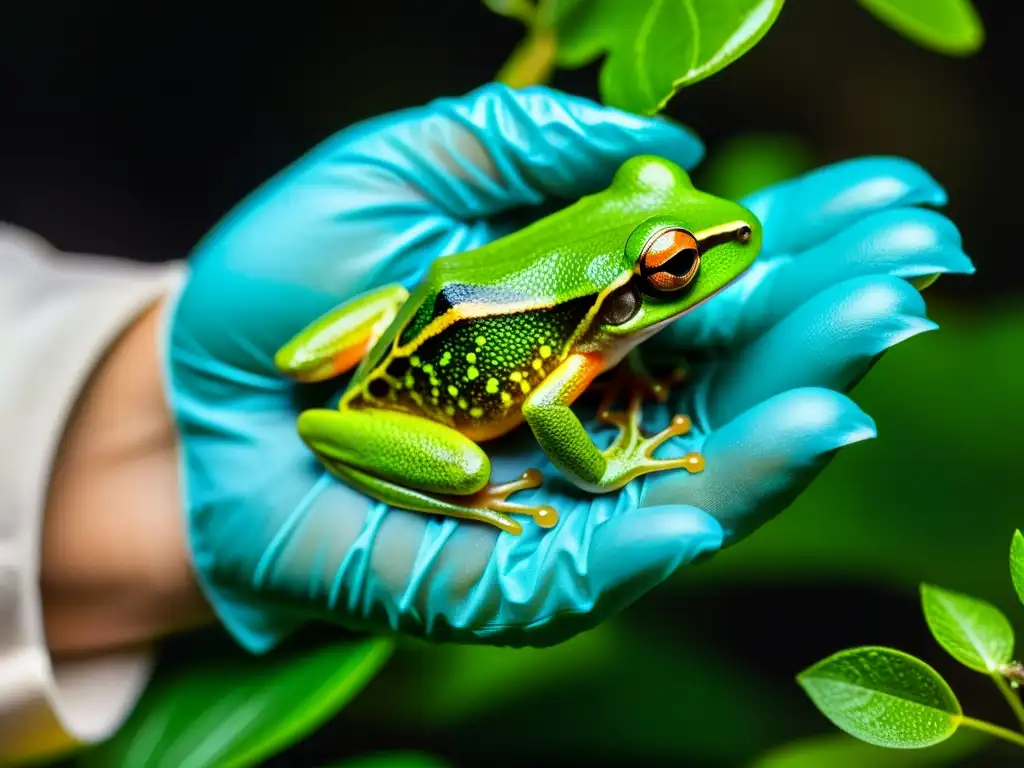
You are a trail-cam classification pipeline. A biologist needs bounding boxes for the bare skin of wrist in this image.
[41,299,214,659]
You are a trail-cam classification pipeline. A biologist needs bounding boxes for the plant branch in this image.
[496,27,557,88]
[992,673,1024,731]
[960,716,1024,749]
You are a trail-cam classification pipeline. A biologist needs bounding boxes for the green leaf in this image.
[797,647,961,749]
[859,0,983,56]
[677,301,1024,615]
[553,0,786,115]
[348,623,793,764]
[483,0,536,26]
[1011,530,1024,607]
[753,728,988,768]
[82,634,394,768]
[920,583,1014,674]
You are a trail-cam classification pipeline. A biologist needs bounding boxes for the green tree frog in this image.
[275,155,762,535]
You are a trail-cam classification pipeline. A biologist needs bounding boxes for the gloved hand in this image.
[165,83,974,653]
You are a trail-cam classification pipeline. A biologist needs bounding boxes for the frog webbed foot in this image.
[452,469,558,531]
[596,392,705,487]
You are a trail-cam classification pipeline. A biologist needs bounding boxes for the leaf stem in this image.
[960,715,1024,749]
[992,673,1024,731]
[495,26,557,88]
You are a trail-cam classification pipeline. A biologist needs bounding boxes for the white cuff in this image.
[0,224,186,762]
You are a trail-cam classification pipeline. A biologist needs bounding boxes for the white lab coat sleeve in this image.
[0,223,186,763]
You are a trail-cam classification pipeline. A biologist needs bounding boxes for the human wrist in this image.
[41,299,214,657]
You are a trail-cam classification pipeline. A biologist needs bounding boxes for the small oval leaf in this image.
[920,583,1014,673]
[82,634,394,768]
[859,0,984,56]
[1011,530,1024,607]
[483,0,536,26]
[555,0,785,115]
[797,646,961,749]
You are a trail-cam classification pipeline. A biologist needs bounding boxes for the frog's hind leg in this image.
[331,465,555,535]
[275,283,409,382]
[297,408,557,535]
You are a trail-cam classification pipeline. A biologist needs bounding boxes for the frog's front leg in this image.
[297,408,557,535]
[275,283,409,382]
[523,353,704,495]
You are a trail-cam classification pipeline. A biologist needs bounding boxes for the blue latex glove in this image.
[165,84,974,653]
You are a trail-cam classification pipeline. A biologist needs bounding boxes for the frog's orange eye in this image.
[639,228,700,295]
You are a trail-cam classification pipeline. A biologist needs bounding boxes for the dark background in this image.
[2,2,1021,766]
[0,1,1017,301]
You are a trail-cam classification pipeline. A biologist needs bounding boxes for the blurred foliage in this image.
[79,631,393,768]
[683,298,1024,611]
[753,729,988,767]
[859,0,984,56]
[325,754,453,768]
[695,133,814,202]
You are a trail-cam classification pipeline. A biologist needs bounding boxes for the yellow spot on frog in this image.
[422,363,434,374]
[470,406,483,418]
[486,378,499,394]
[539,345,551,359]
[445,405,456,416]
[476,336,486,346]
[500,391,512,405]
[531,358,543,371]
[447,384,459,397]
[467,366,479,380]
[458,397,468,409]
[520,380,532,394]
[410,356,421,367]
[404,374,414,388]
[510,372,522,383]
[439,351,452,367]
[431,387,440,397]
[466,352,476,363]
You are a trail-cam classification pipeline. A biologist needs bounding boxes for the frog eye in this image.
[638,227,700,295]
[600,282,642,326]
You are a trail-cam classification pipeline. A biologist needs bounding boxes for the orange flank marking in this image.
[563,352,607,407]
[332,332,373,376]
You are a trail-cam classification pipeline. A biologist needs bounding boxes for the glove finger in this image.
[641,387,877,545]
[339,83,705,220]
[697,274,936,430]
[651,205,972,350]
[742,156,948,255]
[465,503,723,647]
